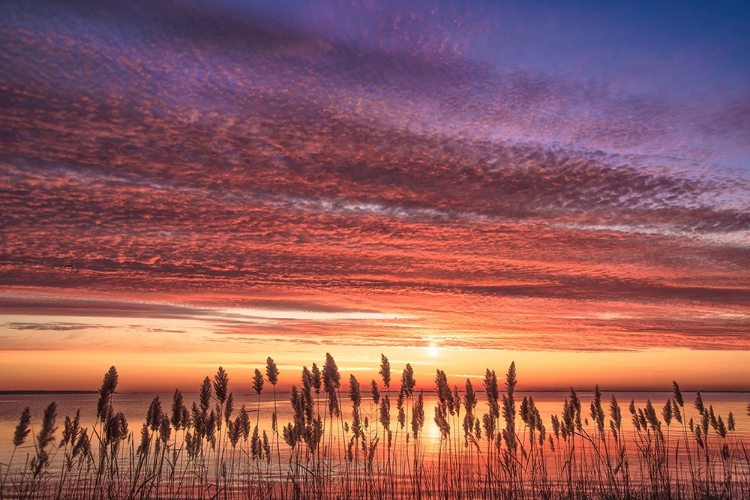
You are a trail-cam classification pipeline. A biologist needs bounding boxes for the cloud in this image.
[0,0,748,355]
[4,322,109,331]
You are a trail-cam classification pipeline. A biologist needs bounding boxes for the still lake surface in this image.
[2,389,748,470]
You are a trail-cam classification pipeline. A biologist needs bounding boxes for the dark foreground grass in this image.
[1,357,748,499]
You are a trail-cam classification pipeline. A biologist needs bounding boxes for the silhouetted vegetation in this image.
[1,358,748,499]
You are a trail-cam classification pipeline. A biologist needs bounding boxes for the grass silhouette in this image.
[1,358,749,499]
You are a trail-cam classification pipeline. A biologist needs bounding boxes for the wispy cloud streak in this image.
[1,0,749,357]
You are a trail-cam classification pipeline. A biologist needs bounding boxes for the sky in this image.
[1,0,749,392]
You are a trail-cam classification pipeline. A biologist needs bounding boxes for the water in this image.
[2,389,748,467]
[2,388,749,500]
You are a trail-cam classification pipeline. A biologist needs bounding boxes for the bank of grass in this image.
[1,357,748,499]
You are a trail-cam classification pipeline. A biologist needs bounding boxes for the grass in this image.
[1,357,748,499]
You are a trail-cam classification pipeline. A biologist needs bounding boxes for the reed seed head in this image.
[97,366,118,421]
[463,412,474,441]
[484,369,499,419]
[138,423,150,456]
[379,394,390,429]
[349,374,361,407]
[71,429,91,462]
[695,392,704,414]
[251,425,261,458]
[433,402,449,439]
[228,421,241,448]
[107,411,128,443]
[205,410,217,446]
[505,361,517,397]
[401,364,415,397]
[662,399,673,427]
[213,366,229,404]
[101,366,118,395]
[199,377,212,414]
[644,400,660,432]
[672,380,684,407]
[159,412,170,442]
[717,415,727,438]
[283,422,297,448]
[464,378,477,416]
[672,399,683,425]
[452,386,460,417]
[225,392,234,425]
[301,367,314,423]
[323,353,341,392]
[380,354,391,388]
[262,430,271,462]
[435,369,450,407]
[327,388,340,417]
[61,410,81,448]
[413,390,425,439]
[551,414,560,439]
[239,405,250,439]
[290,385,304,428]
[311,362,322,393]
[371,379,380,405]
[253,368,265,395]
[482,412,495,440]
[13,406,32,447]
[37,402,58,452]
[351,405,362,439]
[147,396,162,431]
[266,357,280,386]
[709,405,718,430]
[171,389,186,430]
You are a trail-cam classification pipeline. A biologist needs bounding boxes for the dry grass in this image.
[1,358,748,499]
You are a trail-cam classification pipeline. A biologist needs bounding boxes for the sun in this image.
[427,342,440,358]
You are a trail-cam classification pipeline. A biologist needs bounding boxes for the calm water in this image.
[2,389,748,469]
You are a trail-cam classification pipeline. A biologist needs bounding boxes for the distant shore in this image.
[0,390,97,395]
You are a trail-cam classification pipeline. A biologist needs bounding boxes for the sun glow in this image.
[427,342,440,358]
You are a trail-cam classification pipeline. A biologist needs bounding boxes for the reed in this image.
[1,358,749,500]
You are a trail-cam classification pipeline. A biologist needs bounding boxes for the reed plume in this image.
[253,368,265,395]
[170,389,188,430]
[32,402,58,477]
[371,380,380,405]
[379,354,391,389]
[1,406,32,496]
[311,363,322,394]
[214,366,229,405]
[672,381,684,408]
[502,361,517,453]
[146,396,162,432]
[13,406,31,447]
[97,366,118,422]
[401,363,415,397]
[323,353,341,417]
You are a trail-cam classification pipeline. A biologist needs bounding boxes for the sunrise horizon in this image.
[2,0,750,403]
[2,281,750,393]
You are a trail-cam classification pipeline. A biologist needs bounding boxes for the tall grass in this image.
[1,358,749,499]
